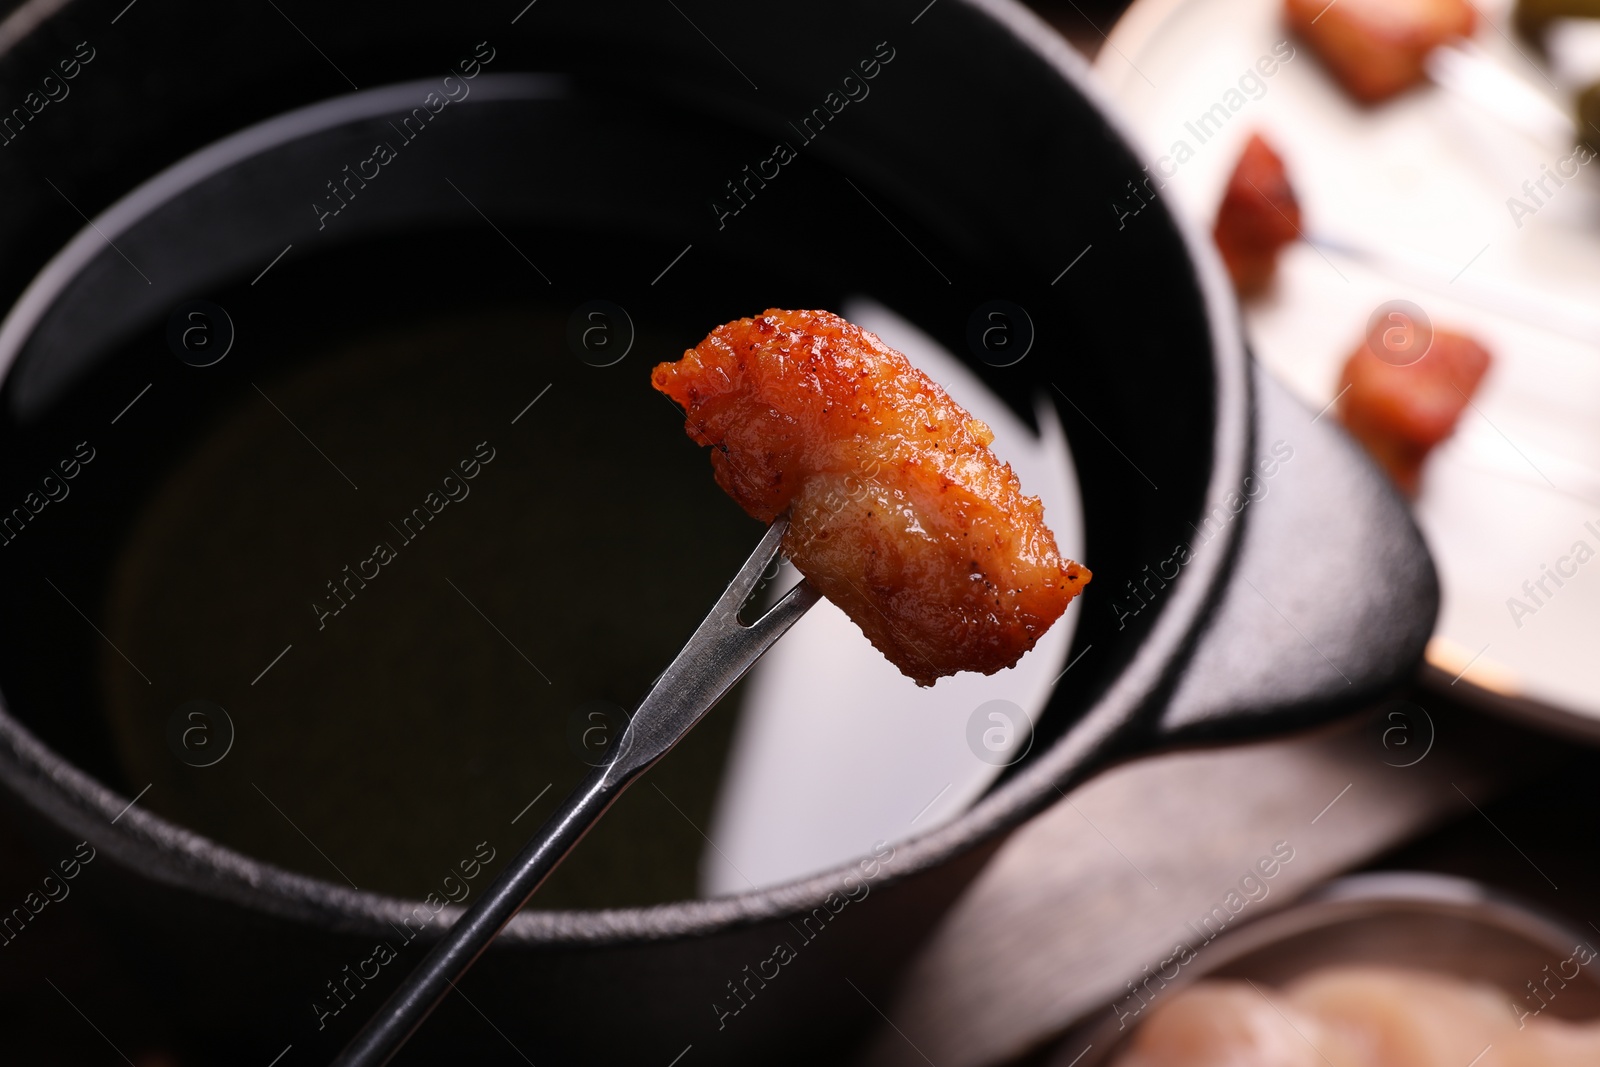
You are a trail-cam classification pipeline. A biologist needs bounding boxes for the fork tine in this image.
[713,512,792,617]
[745,572,822,639]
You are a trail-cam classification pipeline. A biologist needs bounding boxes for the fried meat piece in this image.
[652,308,1089,686]
[1337,328,1492,495]
[1286,0,1476,103]
[1213,133,1302,297]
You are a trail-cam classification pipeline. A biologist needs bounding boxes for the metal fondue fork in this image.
[333,515,818,1066]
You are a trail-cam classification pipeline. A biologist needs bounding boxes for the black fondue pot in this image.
[0,0,1433,1061]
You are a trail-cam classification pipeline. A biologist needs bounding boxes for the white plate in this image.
[1095,0,1600,734]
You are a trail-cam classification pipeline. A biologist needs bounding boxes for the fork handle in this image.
[334,518,816,1065]
[330,758,626,1067]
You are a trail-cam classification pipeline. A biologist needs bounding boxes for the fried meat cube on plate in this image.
[1286,0,1476,103]
[1214,133,1303,298]
[1338,328,1492,495]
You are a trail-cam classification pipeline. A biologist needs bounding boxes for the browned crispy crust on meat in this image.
[652,308,1089,686]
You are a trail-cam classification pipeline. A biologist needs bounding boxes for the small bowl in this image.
[1043,871,1600,1066]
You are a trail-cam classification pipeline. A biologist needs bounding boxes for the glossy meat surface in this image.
[1287,0,1475,102]
[1213,133,1301,297]
[1338,328,1492,495]
[652,308,1089,686]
